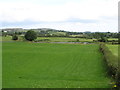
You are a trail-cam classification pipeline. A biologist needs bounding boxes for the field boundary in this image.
[99,43,120,87]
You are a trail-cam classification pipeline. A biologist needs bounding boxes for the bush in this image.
[76,39,80,42]
[12,35,18,40]
[99,43,119,87]
[25,30,37,41]
[34,39,50,42]
[98,37,108,42]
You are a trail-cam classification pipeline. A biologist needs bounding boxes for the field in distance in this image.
[3,42,111,88]
[1,36,118,42]
[1,36,94,42]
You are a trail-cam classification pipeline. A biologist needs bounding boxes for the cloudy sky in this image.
[0,0,119,32]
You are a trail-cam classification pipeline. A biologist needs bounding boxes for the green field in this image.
[1,36,94,42]
[36,37,94,42]
[1,36,23,41]
[107,45,118,57]
[0,36,12,41]
[3,42,111,88]
[1,36,118,43]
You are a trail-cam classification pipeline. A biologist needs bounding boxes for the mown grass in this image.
[36,37,94,42]
[3,42,111,88]
[106,45,118,57]
[1,36,118,42]
[1,36,93,42]
[108,38,118,41]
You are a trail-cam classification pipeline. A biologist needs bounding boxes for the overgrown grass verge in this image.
[99,43,119,87]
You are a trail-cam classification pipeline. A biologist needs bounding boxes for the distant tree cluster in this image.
[12,35,18,40]
[1,28,119,42]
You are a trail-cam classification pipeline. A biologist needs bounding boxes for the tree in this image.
[98,37,108,42]
[12,35,18,40]
[25,30,37,41]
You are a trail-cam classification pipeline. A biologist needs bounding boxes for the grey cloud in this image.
[1,20,46,27]
[64,18,99,23]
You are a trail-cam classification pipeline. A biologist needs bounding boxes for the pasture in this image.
[1,36,94,42]
[1,36,118,43]
[36,37,94,42]
[2,42,111,88]
[106,45,118,57]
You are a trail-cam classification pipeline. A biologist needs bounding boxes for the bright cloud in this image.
[0,0,119,32]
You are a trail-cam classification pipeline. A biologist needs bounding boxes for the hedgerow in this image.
[99,43,119,87]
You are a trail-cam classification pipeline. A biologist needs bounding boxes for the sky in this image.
[0,0,119,32]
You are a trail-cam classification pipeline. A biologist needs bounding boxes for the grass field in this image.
[36,37,94,42]
[0,36,12,41]
[1,36,118,42]
[1,36,23,41]
[3,42,111,88]
[1,36,94,42]
[106,44,118,69]
[106,45,118,57]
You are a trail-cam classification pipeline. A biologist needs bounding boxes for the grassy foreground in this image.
[3,42,111,88]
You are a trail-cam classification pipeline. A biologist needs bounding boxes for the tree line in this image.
[1,30,119,42]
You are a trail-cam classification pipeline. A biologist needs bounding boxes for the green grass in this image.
[36,37,94,42]
[1,36,24,41]
[3,42,111,88]
[0,36,12,41]
[108,38,118,41]
[106,45,118,57]
[1,35,118,42]
[106,44,118,69]
[1,36,94,42]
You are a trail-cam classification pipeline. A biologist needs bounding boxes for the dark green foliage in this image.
[76,39,79,42]
[12,35,18,40]
[35,39,50,42]
[99,44,119,87]
[15,32,22,35]
[98,37,108,42]
[25,30,37,41]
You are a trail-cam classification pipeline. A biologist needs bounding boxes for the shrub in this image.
[25,30,37,41]
[34,39,50,42]
[99,43,119,87]
[12,35,18,40]
[76,39,80,42]
[98,37,108,42]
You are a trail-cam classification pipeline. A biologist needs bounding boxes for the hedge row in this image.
[99,43,120,87]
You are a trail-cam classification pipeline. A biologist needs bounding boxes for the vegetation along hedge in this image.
[99,43,120,87]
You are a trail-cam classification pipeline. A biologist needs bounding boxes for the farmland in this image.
[1,36,94,42]
[2,42,111,88]
[1,35,118,42]
[107,45,118,57]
